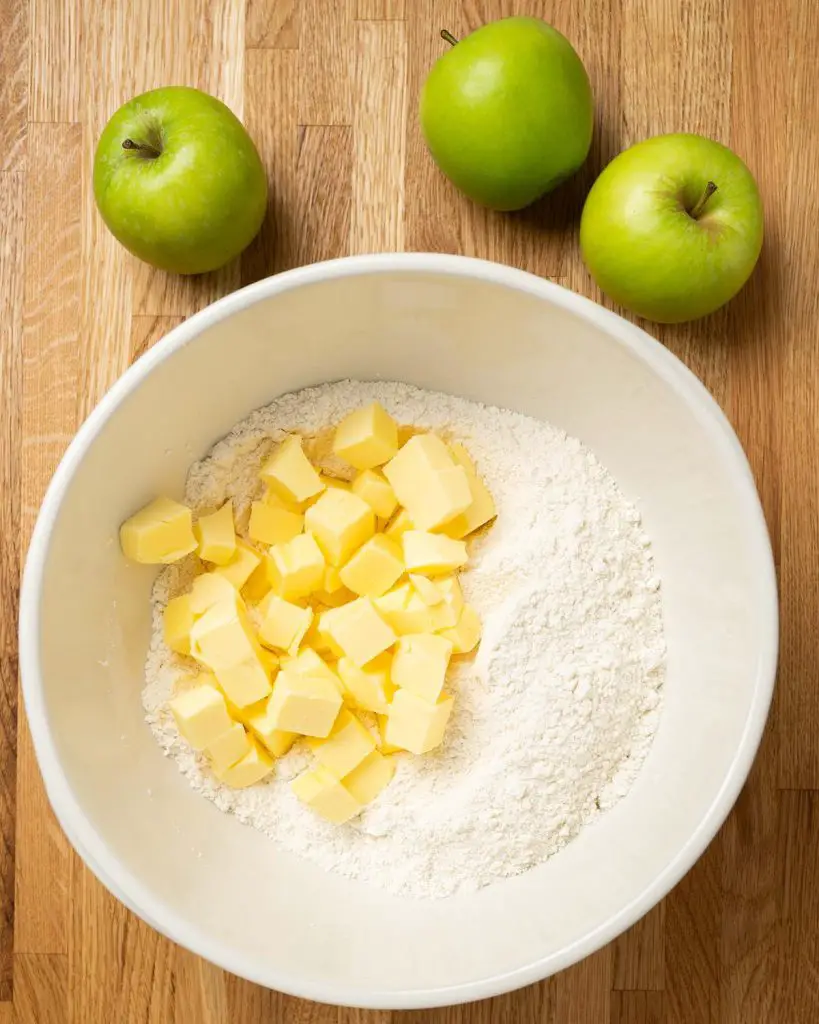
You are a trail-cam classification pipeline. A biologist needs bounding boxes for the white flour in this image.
[143,380,665,899]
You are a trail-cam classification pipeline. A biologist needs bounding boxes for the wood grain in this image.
[6,0,819,1020]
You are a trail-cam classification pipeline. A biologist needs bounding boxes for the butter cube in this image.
[262,484,303,512]
[384,507,413,539]
[189,572,237,614]
[440,603,482,653]
[164,594,194,655]
[291,766,362,823]
[215,658,273,708]
[402,531,468,576]
[320,473,351,492]
[339,534,404,598]
[352,469,398,519]
[213,541,261,590]
[258,647,280,680]
[392,633,453,703]
[308,708,375,777]
[385,690,454,755]
[304,612,345,657]
[338,653,394,713]
[170,683,233,750]
[319,598,397,668]
[249,501,303,546]
[258,593,313,654]
[383,435,472,530]
[261,435,325,505]
[304,489,375,566]
[288,647,344,694]
[193,501,237,565]
[242,558,273,604]
[244,697,298,756]
[215,737,274,788]
[189,597,257,669]
[442,445,496,539]
[374,582,449,635]
[120,496,197,564]
[435,575,465,623]
[267,668,343,738]
[333,402,399,470]
[344,750,396,805]
[266,532,325,601]
[206,722,252,773]
[409,573,444,607]
[376,714,402,754]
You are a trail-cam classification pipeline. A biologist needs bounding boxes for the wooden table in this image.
[2,0,817,1020]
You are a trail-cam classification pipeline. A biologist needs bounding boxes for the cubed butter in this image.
[304,488,375,566]
[442,446,496,539]
[402,531,468,576]
[338,653,394,713]
[385,689,453,755]
[189,572,237,614]
[266,532,325,601]
[120,496,197,564]
[333,402,399,470]
[206,721,252,773]
[374,582,449,635]
[383,435,472,529]
[308,708,375,777]
[339,534,404,598]
[258,647,280,679]
[170,683,233,750]
[303,609,344,656]
[193,500,237,565]
[164,594,194,655]
[320,473,351,492]
[319,598,397,667]
[258,593,313,654]
[249,500,303,546]
[440,602,482,653]
[343,750,396,805]
[288,647,344,694]
[376,714,402,754]
[384,507,413,539]
[392,633,453,703]
[213,541,261,590]
[215,657,273,708]
[434,575,465,625]
[244,697,298,756]
[189,596,257,669]
[267,668,343,738]
[352,469,398,519]
[214,738,274,788]
[409,573,444,606]
[260,435,325,505]
[242,558,273,604]
[291,765,362,823]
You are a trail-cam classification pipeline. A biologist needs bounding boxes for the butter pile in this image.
[121,403,496,824]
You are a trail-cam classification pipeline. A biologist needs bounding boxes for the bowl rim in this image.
[18,252,778,1009]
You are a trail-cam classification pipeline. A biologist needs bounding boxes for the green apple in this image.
[420,17,593,211]
[93,87,267,275]
[580,133,763,323]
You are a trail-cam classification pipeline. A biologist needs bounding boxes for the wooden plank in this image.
[611,991,665,1024]
[778,791,819,1020]
[295,126,353,265]
[355,0,405,18]
[130,316,184,364]
[247,0,300,48]
[349,20,407,253]
[28,0,80,122]
[552,948,612,1023]
[613,904,665,991]
[0,0,28,172]
[13,954,66,1024]
[298,0,354,125]
[0,169,24,1003]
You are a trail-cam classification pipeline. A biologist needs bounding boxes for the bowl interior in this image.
[24,260,775,1007]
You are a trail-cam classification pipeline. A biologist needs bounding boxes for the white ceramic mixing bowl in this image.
[19,254,777,1009]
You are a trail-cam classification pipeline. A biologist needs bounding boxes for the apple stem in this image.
[440,29,459,47]
[690,181,718,219]
[122,138,160,159]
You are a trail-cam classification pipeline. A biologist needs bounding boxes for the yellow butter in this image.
[260,435,325,505]
[189,596,258,670]
[409,573,444,607]
[337,652,394,713]
[384,507,413,539]
[308,708,375,777]
[402,531,468,576]
[214,737,274,788]
[391,633,453,703]
[212,541,261,590]
[374,582,450,635]
[242,558,273,604]
[258,593,313,654]
[319,598,397,668]
[164,594,194,655]
[215,657,273,708]
[189,572,237,614]
[383,435,472,530]
[376,714,402,754]
[304,488,375,566]
[267,668,343,738]
[120,496,197,564]
[266,532,325,601]
[343,750,396,805]
[333,402,399,470]
[352,469,398,519]
[439,602,482,653]
[249,501,304,546]
[385,689,453,755]
[206,721,252,773]
[243,697,298,756]
[170,683,233,750]
[442,444,497,539]
[434,575,464,625]
[193,500,237,565]
[288,647,344,695]
[339,534,404,598]
[320,473,351,492]
[291,765,362,823]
